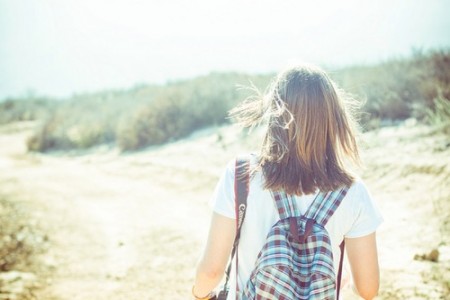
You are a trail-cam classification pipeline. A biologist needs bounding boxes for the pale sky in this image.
[1,0,449,99]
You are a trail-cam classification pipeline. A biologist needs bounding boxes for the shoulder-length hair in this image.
[230,64,360,195]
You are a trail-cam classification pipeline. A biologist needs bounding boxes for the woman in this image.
[192,64,383,300]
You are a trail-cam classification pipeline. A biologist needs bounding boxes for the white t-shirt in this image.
[210,155,383,299]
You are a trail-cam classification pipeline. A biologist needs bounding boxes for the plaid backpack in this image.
[240,186,349,300]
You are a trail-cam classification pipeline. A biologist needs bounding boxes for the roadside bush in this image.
[332,49,450,126]
[426,95,450,134]
[26,109,113,152]
[0,197,46,272]
[24,72,270,152]
[117,74,253,150]
[0,97,57,125]
[20,48,450,152]
[26,89,142,152]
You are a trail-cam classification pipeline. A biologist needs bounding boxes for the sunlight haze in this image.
[1,0,449,99]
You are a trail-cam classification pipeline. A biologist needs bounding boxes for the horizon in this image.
[1,0,450,100]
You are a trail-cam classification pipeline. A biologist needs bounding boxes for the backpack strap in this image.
[271,190,301,219]
[272,186,349,234]
[336,239,345,300]
[304,187,349,226]
[305,186,349,300]
[220,155,251,298]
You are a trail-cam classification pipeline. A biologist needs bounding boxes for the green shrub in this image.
[0,196,47,272]
[26,91,137,151]
[18,49,450,151]
[331,49,450,126]
[426,95,450,134]
[116,73,259,151]
[0,97,57,125]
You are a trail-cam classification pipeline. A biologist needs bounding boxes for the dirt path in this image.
[0,122,449,299]
[0,123,216,299]
[360,126,450,299]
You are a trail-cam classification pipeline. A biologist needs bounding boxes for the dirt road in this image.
[0,121,449,299]
[0,122,220,299]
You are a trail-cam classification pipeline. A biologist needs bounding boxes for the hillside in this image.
[0,120,448,299]
[1,50,449,154]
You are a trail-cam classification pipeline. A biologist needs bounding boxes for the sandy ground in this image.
[0,121,449,299]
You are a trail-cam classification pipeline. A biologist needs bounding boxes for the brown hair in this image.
[230,64,360,195]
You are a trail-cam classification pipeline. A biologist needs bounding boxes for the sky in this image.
[1,0,450,100]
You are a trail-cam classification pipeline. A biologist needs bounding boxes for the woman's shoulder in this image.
[341,178,384,237]
[221,153,254,174]
[226,153,259,170]
[347,177,369,194]
[343,177,378,211]
[235,152,259,162]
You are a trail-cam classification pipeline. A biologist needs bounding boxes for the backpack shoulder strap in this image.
[304,186,349,300]
[271,190,301,219]
[304,186,349,226]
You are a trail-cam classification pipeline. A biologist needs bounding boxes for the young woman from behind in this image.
[192,64,383,300]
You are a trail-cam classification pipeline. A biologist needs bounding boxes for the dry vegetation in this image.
[0,49,448,153]
[0,194,48,299]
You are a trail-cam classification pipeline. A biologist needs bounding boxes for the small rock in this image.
[414,248,439,262]
[427,249,439,262]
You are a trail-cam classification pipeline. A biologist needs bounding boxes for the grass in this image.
[0,195,48,271]
[426,95,450,134]
[0,194,49,299]
[0,49,448,152]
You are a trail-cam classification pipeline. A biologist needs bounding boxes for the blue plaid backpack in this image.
[219,156,349,300]
[240,187,349,300]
